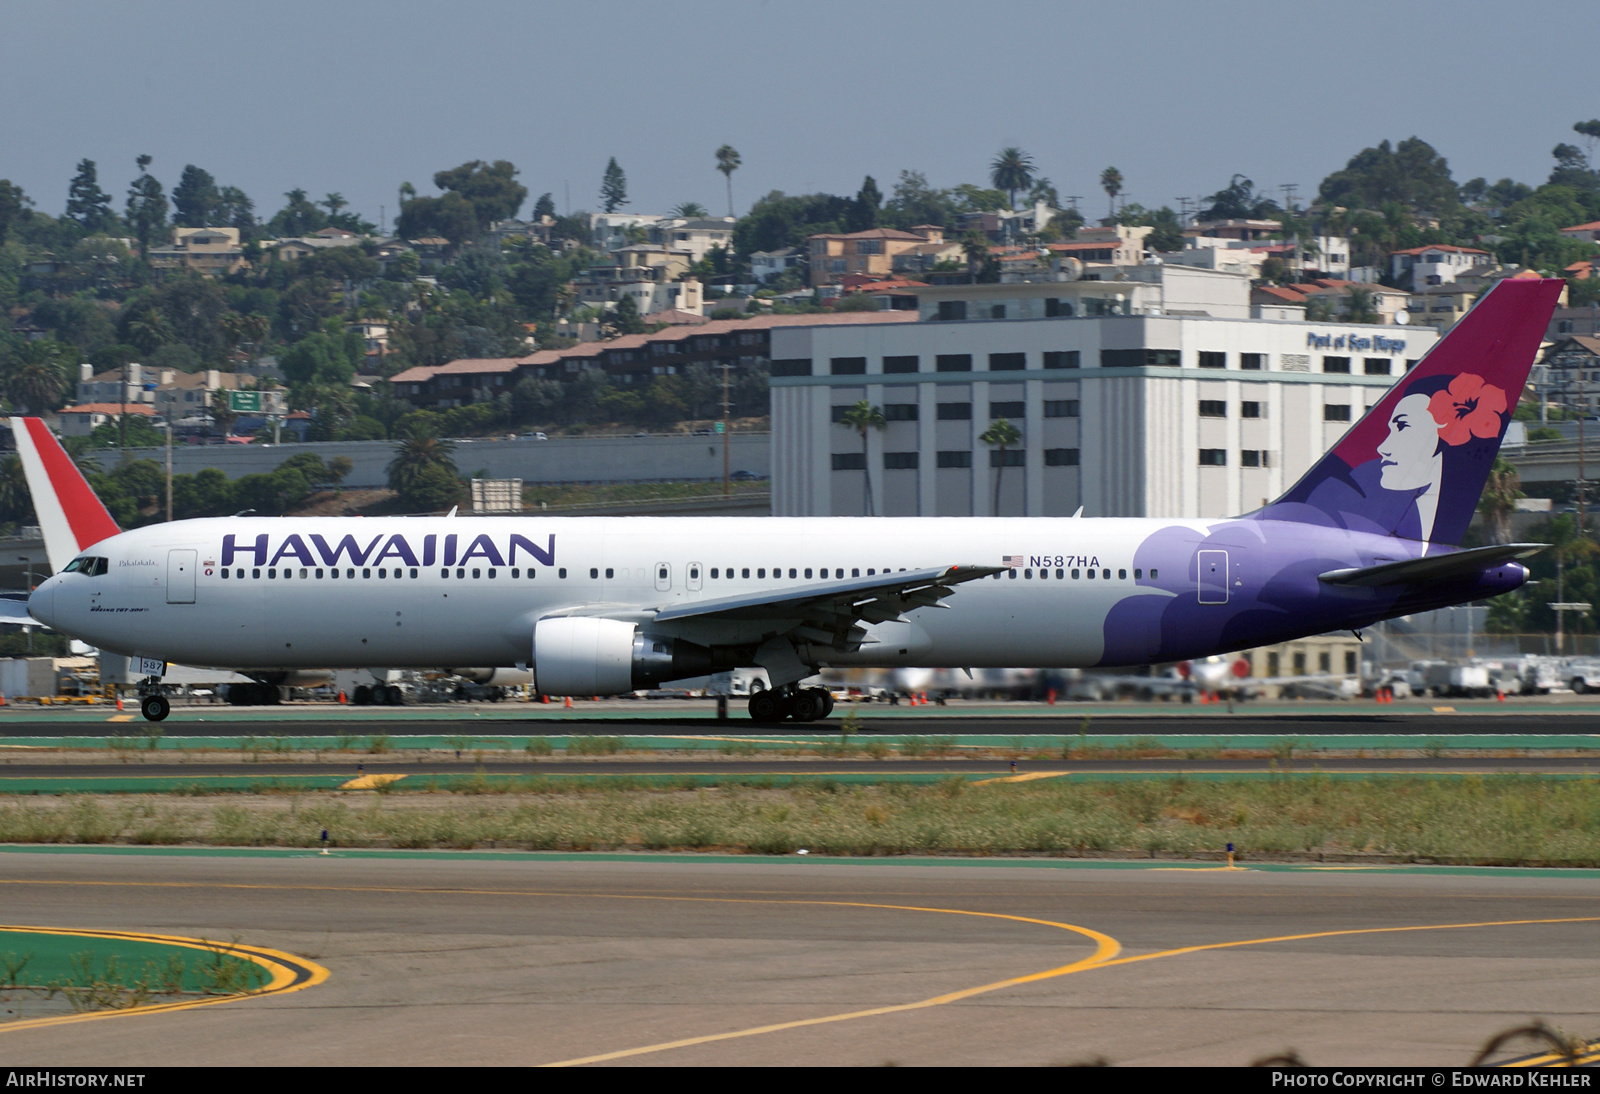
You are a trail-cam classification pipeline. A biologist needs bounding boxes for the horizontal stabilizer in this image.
[1318,543,1546,588]
[0,592,35,625]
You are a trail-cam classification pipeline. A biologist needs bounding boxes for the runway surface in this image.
[5,755,1600,781]
[1,850,1596,1066]
[6,707,1600,738]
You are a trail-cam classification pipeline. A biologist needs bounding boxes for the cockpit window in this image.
[63,556,107,576]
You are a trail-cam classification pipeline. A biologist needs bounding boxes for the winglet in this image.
[9,417,120,573]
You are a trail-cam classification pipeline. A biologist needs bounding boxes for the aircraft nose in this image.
[28,578,56,628]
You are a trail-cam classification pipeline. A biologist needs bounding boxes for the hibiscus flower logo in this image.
[1427,373,1506,446]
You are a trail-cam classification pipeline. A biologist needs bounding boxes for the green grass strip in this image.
[0,928,265,995]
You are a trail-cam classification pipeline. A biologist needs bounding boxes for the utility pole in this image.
[17,556,30,652]
[119,361,127,454]
[164,406,173,522]
[722,359,731,496]
[1281,183,1299,213]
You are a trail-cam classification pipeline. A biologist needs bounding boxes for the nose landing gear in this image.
[136,675,170,722]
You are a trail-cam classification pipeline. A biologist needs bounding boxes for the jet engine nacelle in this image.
[533,617,713,695]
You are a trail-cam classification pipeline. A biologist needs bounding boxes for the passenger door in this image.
[1197,549,1228,605]
[654,562,671,592]
[167,549,197,604]
[686,563,703,592]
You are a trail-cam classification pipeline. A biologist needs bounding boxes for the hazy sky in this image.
[1,0,1590,229]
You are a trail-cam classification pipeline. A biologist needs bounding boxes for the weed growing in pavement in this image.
[524,737,554,757]
[566,736,623,756]
[367,734,392,754]
[1423,738,1449,759]
[862,738,890,760]
[897,737,926,757]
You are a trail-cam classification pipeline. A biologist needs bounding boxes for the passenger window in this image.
[1119,569,1127,579]
[346,568,354,579]
[378,569,386,579]
[456,568,465,579]
[1135,568,1142,579]
[362,569,371,579]
[1103,569,1111,579]
[487,569,496,579]
[690,566,699,580]
[252,569,260,579]
[1024,569,1033,579]
[300,569,308,578]
[1087,569,1095,580]
[789,568,797,578]
[804,568,813,579]
[1072,569,1080,579]
[710,568,718,579]
[315,569,324,579]
[410,568,418,578]
[1151,568,1159,579]
[512,568,520,578]
[268,568,277,578]
[330,568,339,579]
[757,569,765,578]
[591,568,599,579]
[1039,569,1047,580]
[559,568,567,579]
[868,569,875,575]
[742,568,750,578]
[528,569,535,578]
[1055,568,1063,579]
[852,568,859,577]
[1008,570,1017,579]
[606,568,614,579]
[441,568,449,578]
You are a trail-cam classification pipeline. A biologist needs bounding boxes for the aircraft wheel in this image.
[353,685,372,706]
[384,685,405,706]
[790,690,825,722]
[819,690,834,718]
[748,690,782,723]
[140,694,170,722]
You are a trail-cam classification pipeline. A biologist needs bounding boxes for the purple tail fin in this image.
[1252,277,1563,546]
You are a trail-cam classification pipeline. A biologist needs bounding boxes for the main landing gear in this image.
[747,685,834,724]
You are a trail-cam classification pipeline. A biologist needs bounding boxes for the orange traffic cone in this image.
[339,690,347,704]
[115,697,123,711]
[564,696,572,708]
[1498,691,1505,702]
[541,694,550,704]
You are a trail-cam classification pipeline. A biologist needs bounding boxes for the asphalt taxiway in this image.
[1,850,1596,1066]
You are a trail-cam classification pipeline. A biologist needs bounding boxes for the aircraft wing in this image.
[0,593,35,626]
[649,564,1003,651]
[1317,543,1546,588]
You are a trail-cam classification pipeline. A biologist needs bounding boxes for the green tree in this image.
[1317,137,1459,214]
[1346,286,1378,324]
[0,180,28,245]
[216,186,255,236]
[1027,177,1060,209]
[601,158,629,214]
[65,160,115,233]
[267,188,327,237]
[716,145,741,217]
[429,160,526,233]
[981,418,1022,516]
[608,294,646,336]
[989,147,1036,210]
[171,165,220,227]
[387,430,464,513]
[1099,166,1124,222]
[846,175,882,233]
[962,229,991,284]
[125,154,167,257]
[532,192,556,220]
[671,201,708,219]
[1199,174,1279,220]
[1477,458,1523,545]
[883,170,956,230]
[3,341,72,414]
[836,400,885,516]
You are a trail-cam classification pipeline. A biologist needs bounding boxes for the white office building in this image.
[769,270,1437,518]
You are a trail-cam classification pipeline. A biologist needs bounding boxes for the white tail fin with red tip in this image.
[9,417,120,573]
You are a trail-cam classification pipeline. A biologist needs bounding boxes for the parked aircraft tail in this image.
[9,417,120,573]
[1252,276,1564,546]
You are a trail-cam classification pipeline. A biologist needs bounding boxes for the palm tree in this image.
[980,418,1022,516]
[989,147,1035,211]
[4,348,67,415]
[386,430,457,497]
[1346,286,1378,324]
[1541,513,1598,652]
[836,400,885,516]
[715,145,741,217]
[1100,166,1124,222]
[1477,458,1523,545]
[671,202,708,219]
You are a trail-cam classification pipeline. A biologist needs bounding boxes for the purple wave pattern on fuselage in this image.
[1096,520,1527,667]
[1251,277,1564,547]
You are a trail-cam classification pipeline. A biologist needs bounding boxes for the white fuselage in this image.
[33,515,1211,673]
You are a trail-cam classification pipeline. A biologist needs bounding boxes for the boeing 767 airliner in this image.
[6,278,1563,723]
